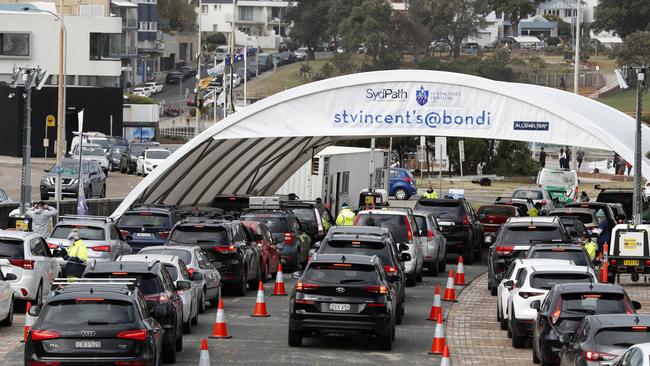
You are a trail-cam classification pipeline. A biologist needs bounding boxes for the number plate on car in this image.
[75,341,101,348]
[134,233,152,238]
[624,260,640,266]
[329,303,351,311]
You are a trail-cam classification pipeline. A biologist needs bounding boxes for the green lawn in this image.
[598,88,650,116]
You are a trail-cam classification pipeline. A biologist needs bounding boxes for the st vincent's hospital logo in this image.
[415,86,462,105]
[416,86,429,106]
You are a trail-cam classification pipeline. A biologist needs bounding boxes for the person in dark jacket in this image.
[539,147,546,168]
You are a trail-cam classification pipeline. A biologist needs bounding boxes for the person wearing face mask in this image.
[25,201,58,238]
[594,209,611,253]
[423,185,438,199]
[65,229,88,278]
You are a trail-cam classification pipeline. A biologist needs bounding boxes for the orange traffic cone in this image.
[428,312,446,355]
[23,302,33,342]
[427,285,442,321]
[199,338,211,366]
[209,298,232,339]
[443,270,457,302]
[440,345,451,366]
[455,256,466,286]
[252,280,270,317]
[272,263,287,296]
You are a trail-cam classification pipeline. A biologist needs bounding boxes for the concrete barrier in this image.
[0,198,123,229]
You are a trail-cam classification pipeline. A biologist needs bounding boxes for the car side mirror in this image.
[52,248,67,258]
[313,241,321,248]
[191,272,203,281]
[633,300,642,310]
[400,252,412,262]
[530,300,541,310]
[558,334,572,344]
[291,271,302,280]
[503,280,515,290]
[28,304,42,317]
[153,305,168,318]
[399,243,409,252]
[176,280,191,291]
[4,273,16,281]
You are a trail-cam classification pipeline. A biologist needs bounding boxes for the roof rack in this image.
[59,215,112,223]
[249,196,288,210]
[366,206,413,215]
[147,259,160,270]
[52,277,137,288]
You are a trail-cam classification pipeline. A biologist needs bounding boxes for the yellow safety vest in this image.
[336,208,356,226]
[423,191,438,199]
[68,240,89,262]
[527,207,539,217]
[583,241,597,261]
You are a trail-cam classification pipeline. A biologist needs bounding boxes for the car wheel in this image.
[183,315,191,334]
[497,302,502,322]
[510,310,525,348]
[233,268,247,297]
[288,328,302,347]
[474,242,483,261]
[463,243,475,265]
[405,271,416,287]
[0,296,13,326]
[198,290,206,314]
[191,304,199,326]
[378,324,394,350]
[394,188,408,200]
[429,261,439,276]
[247,265,259,289]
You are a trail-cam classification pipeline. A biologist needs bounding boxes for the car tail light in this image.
[427,230,434,240]
[215,245,237,254]
[29,362,61,366]
[462,214,470,225]
[117,329,147,341]
[364,285,389,294]
[119,230,129,238]
[366,303,386,307]
[518,292,544,299]
[284,233,295,245]
[295,299,314,305]
[90,245,110,252]
[46,242,59,250]
[584,351,615,361]
[403,216,413,241]
[9,259,34,270]
[187,267,197,277]
[144,294,169,303]
[632,326,648,331]
[496,246,514,256]
[384,265,398,274]
[551,296,563,324]
[541,200,547,206]
[295,282,320,291]
[31,330,60,341]
[645,260,650,266]
[256,240,263,247]
[159,231,170,239]
[403,177,413,184]
[610,259,617,265]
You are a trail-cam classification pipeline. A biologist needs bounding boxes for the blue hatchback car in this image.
[390,168,417,200]
[116,206,174,252]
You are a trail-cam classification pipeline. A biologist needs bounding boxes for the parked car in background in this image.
[72,143,109,175]
[108,136,129,148]
[0,230,61,304]
[294,47,308,60]
[177,66,196,79]
[108,144,126,171]
[512,187,556,214]
[136,148,171,176]
[132,87,151,97]
[85,136,111,154]
[565,201,618,228]
[116,205,175,253]
[0,266,14,327]
[256,53,274,71]
[166,70,183,84]
[241,221,280,282]
[145,81,164,94]
[385,168,417,200]
[120,142,159,175]
[494,197,535,216]
[476,204,521,240]
[413,210,447,275]
[40,159,107,200]
[608,343,650,366]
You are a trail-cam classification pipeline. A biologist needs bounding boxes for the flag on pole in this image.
[76,110,88,216]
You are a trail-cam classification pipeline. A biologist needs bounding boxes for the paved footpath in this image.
[447,272,650,366]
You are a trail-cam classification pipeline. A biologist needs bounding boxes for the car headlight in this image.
[145,161,153,166]
[131,155,137,160]
[70,178,79,185]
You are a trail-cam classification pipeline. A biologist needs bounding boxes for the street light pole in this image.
[571,0,581,171]
[633,69,646,224]
[195,0,202,136]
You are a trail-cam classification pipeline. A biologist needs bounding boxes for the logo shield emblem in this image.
[416,86,429,106]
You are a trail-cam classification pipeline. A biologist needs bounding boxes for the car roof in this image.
[526,265,593,274]
[49,285,138,302]
[145,148,169,153]
[140,245,198,253]
[87,261,160,274]
[81,143,102,149]
[329,226,389,236]
[529,243,583,250]
[550,208,596,215]
[118,254,177,265]
[516,258,574,267]
[514,187,546,192]
[125,206,172,215]
[552,282,625,294]
[310,253,378,265]
[587,314,650,328]
[57,219,108,227]
[507,216,559,224]
[0,230,34,239]
[412,210,434,217]
[357,209,409,216]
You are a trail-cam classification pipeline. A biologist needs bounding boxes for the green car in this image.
[536,168,579,205]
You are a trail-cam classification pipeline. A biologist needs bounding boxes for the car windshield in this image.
[594,328,650,348]
[50,161,86,175]
[111,147,124,155]
[0,237,24,259]
[40,300,136,326]
[539,170,576,186]
[170,225,230,245]
[305,263,378,284]
[355,214,409,243]
[501,226,563,243]
[130,145,148,156]
[561,293,627,315]
[414,201,464,221]
[146,150,170,159]
[530,273,592,290]
[89,139,110,150]
[527,249,590,266]
[291,208,316,225]
[320,240,392,265]
[118,213,169,228]
[79,145,104,156]
[240,215,290,233]
[477,206,515,217]
[513,190,543,200]
[549,212,594,224]
[50,225,105,240]
[139,249,191,265]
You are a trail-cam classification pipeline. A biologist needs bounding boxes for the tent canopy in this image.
[111,69,650,218]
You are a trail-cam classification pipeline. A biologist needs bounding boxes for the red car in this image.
[476,204,521,236]
[242,221,281,282]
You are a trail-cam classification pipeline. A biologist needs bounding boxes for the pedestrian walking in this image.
[577,149,584,170]
[559,148,567,169]
[335,203,356,226]
[579,191,590,202]
[626,162,632,176]
[476,162,486,175]
[619,158,627,175]
[539,147,546,168]
[613,153,620,175]
[25,201,58,238]
[559,76,566,90]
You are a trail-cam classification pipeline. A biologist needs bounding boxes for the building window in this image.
[201,5,208,13]
[311,157,319,175]
[565,9,572,17]
[341,171,350,194]
[89,33,121,60]
[139,21,157,31]
[0,32,29,57]
[239,6,253,21]
[214,5,220,10]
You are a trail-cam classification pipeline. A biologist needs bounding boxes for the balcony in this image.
[120,45,138,56]
[122,17,138,29]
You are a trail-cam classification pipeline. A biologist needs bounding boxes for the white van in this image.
[536,168,579,204]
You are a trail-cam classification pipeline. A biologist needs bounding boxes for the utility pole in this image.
[57,0,65,163]
[634,68,646,224]
[369,138,376,192]
[571,0,581,171]
[195,0,202,136]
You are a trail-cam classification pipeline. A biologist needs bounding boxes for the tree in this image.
[429,0,490,58]
[614,31,650,69]
[285,1,331,58]
[491,141,539,176]
[487,0,545,37]
[592,0,650,38]
[158,0,197,32]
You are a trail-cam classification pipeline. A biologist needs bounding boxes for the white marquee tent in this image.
[111,70,650,217]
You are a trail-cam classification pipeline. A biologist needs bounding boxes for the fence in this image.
[516,72,605,89]
[159,127,196,141]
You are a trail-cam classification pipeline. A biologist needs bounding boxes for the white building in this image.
[0,4,121,87]
[536,0,598,24]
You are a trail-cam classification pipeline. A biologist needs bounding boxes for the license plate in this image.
[624,260,640,266]
[329,303,350,311]
[134,232,152,238]
[75,341,101,349]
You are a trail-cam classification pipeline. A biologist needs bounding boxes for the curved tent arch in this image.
[112,70,650,218]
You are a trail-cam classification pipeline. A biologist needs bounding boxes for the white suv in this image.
[136,148,171,176]
[354,208,424,286]
[506,264,597,348]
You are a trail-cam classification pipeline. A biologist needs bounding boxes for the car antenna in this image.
[341,255,346,263]
[635,316,640,325]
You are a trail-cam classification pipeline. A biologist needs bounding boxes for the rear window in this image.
[414,201,463,221]
[240,215,289,233]
[0,237,24,259]
[321,240,392,265]
[118,213,170,228]
[530,273,593,290]
[356,214,408,243]
[85,273,162,295]
[50,225,105,240]
[594,328,650,348]
[146,150,170,159]
[291,208,317,225]
[477,206,515,217]
[549,212,594,224]
[305,263,378,284]
[561,293,627,315]
[501,226,563,243]
[513,190,543,200]
[528,249,590,266]
[41,299,136,326]
[169,225,229,245]
[139,249,191,265]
